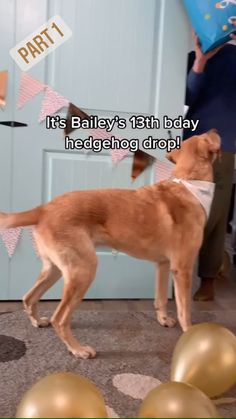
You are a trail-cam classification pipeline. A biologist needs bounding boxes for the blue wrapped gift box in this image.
[183,0,236,52]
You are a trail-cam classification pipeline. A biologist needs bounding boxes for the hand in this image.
[230,20,236,41]
[192,31,225,73]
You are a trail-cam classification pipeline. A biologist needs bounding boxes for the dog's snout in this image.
[209,128,218,134]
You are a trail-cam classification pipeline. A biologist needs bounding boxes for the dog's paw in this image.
[38,316,51,327]
[70,345,97,359]
[181,323,191,333]
[157,315,177,328]
[31,316,51,328]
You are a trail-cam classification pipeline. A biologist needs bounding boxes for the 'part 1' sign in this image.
[10,15,72,71]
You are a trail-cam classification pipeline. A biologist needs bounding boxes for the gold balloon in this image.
[139,381,219,418]
[171,323,236,398]
[16,372,107,418]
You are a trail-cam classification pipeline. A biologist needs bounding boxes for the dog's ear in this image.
[166,148,181,164]
[197,129,221,161]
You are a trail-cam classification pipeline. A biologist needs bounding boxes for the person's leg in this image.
[194,152,234,301]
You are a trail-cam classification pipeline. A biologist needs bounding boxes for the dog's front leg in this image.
[154,261,176,328]
[172,267,192,332]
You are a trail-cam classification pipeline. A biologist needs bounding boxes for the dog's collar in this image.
[170,178,215,219]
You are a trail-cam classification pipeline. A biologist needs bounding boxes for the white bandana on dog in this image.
[171,178,215,219]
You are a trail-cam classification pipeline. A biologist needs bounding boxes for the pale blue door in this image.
[0,0,190,300]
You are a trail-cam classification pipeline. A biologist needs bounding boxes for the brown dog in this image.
[0,130,220,359]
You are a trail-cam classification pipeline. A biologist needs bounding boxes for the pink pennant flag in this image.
[111,148,129,165]
[84,128,109,154]
[90,129,129,163]
[0,227,22,257]
[89,128,110,140]
[27,226,40,257]
[39,86,69,122]
[155,159,174,183]
[17,72,45,108]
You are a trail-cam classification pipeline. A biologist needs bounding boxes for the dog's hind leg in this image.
[50,241,98,359]
[154,260,176,328]
[23,259,61,328]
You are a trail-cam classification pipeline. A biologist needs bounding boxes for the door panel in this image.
[43,152,152,199]
[47,0,159,114]
[0,0,18,299]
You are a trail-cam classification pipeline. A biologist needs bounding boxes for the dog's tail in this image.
[0,206,43,229]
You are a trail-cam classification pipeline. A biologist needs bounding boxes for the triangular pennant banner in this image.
[64,103,90,135]
[27,226,40,257]
[0,70,8,108]
[0,227,22,257]
[39,87,69,122]
[17,72,45,108]
[155,159,174,183]
[131,149,155,181]
[89,128,109,140]
[111,148,129,165]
